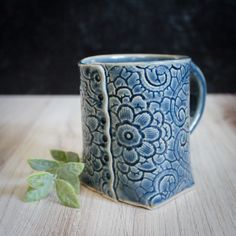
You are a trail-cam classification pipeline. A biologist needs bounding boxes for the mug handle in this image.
[189,62,207,133]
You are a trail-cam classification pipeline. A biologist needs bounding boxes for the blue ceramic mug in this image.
[79,54,206,209]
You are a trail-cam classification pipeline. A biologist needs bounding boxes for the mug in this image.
[79,54,206,209]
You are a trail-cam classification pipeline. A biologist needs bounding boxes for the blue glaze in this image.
[79,54,206,209]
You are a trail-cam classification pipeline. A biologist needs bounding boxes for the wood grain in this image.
[0,95,235,236]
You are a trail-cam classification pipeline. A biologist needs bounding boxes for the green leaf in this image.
[57,162,84,177]
[66,152,80,162]
[50,150,67,162]
[24,185,53,202]
[27,172,54,188]
[55,179,80,208]
[28,159,59,172]
[56,162,84,193]
[24,172,55,202]
[64,177,80,194]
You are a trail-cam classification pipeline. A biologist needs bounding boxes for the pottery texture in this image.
[80,61,195,208]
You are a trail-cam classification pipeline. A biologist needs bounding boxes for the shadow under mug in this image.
[79,54,207,209]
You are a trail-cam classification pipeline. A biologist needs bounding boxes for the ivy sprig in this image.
[24,150,84,208]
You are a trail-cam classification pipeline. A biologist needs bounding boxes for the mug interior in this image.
[80,54,189,65]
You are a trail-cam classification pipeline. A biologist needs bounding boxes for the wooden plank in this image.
[0,95,235,236]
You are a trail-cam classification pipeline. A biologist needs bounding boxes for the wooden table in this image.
[0,95,235,236]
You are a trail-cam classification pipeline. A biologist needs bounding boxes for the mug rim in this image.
[79,54,191,65]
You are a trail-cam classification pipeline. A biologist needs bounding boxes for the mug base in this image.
[81,182,195,210]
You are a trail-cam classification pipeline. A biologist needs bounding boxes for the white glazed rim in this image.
[79,54,191,65]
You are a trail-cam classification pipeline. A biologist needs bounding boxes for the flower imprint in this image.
[137,65,172,92]
[113,105,161,166]
[83,124,93,145]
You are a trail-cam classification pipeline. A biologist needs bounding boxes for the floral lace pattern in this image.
[80,61,194,208]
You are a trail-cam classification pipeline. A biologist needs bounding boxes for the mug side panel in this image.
[80,64,116,199]
[105,62,194,208]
